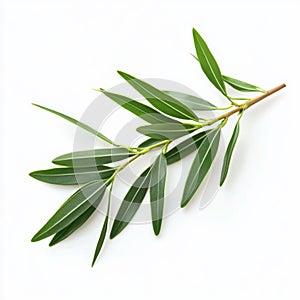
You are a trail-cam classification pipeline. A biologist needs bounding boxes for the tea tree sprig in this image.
[30,28,286,266]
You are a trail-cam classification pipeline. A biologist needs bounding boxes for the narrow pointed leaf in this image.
[165,131,209,165]
[32,104,116,146]
[31,180,107,242]
[220,118,241,186]
[110,168,150,239]
[52,148,133,167]
[164,91,217,111]
[137,123,195,140]
[100,90,177,124]
[117,71,198,121]
[29,165,115,185]
[192,28,226,95]
[150,153,167,235]
[49,205,97,246]
[91,214,108,267]
[181,128,221,207]
[91,184,113,266]
[222,75,265,93]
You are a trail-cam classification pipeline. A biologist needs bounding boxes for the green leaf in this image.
[222,75,266,93]
[220,117,241,186]
[49,205,97,246]
[150,153,167,235]
[100,90,177,124]
[164,91,217,111]
[29,165,115,185]
[181,128,221,207]
[91,184,113,266]
[32,104,117,146]
[91,214,108,267]
[138,138,166,148]
[31,180,107,242]
[52,148,134,167]
[110,168,150,239]
[165,131,209,165]
[117,71,198,121]
[137,123,195,140]
[192,28,226,95]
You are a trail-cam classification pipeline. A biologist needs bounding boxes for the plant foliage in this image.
[30,28,285,266]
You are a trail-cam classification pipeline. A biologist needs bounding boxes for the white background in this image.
[1,1,300,299]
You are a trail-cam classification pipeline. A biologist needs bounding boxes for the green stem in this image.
[229,97,251,101]
[162,140,171,154]
[111,139,170,180]
[225,95,239,106]
[215,105,233,111]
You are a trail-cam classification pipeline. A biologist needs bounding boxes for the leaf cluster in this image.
[30,28,272,266]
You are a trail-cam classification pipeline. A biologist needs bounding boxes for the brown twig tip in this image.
[267,83,286,94]
[206,83,287,126]
[245,83,286,110]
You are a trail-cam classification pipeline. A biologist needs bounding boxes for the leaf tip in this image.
[192,27,200,38]
[28,171,36,178]
[109,231,116,240]
[51,157,61,165]
[117,70,125,76]
[91,259,96,268]
[180,199,189,208]
[153,227,161,236]
[31,235,40,242]
[117,70,133,80]
[32,103,42,109]
[190,53,198,60]
[48,236,58,247]
[219,177,225,187]
[136,126,144,134]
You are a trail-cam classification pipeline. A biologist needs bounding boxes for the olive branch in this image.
[30,28,286,266]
